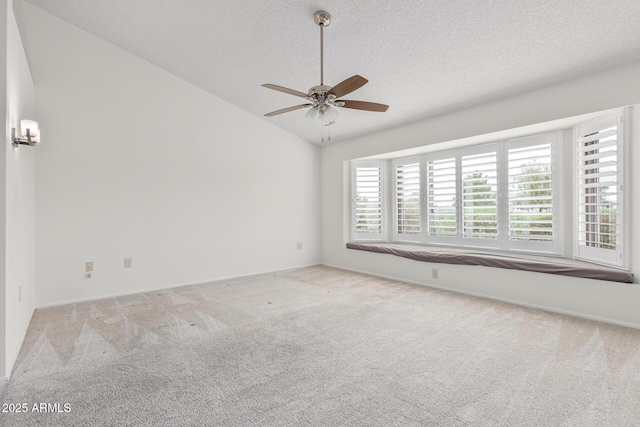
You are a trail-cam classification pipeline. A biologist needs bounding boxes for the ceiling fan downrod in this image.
[314,11,331,86]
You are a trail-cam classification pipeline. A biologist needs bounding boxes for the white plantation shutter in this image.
[461,146,499,247]
[346,111,630,266]
[393,158,422,241]
[506,132,561,253]
[351,161,386,241]
[426,153,458,242]
[575,112,626,268]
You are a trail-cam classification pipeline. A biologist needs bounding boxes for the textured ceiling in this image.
[22,0,640,144]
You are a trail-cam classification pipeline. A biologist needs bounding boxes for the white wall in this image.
[322,63,640,328]
[0,0,36,382]
[15,3,321,307]
[4,0,35,380]
[0,0,8,385]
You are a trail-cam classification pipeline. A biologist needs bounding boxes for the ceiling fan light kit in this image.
[306,103,339,125]
[262,10,388,137]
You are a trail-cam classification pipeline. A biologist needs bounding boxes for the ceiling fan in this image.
[262,10,389,127]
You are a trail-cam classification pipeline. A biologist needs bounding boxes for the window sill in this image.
[346,242,634,284]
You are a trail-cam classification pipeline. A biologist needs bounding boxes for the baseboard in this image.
[36,263,321,309]
[321,263,640,330]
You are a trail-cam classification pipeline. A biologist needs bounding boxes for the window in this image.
[351,132,562,255]
[575,111,627,268]
[393,157,421,242]
[461,145,499,246]
[351,161,385,241]
[349,109,628,269]
[508,143,553,242]
[507,133,561,254]
[426,153,457,242]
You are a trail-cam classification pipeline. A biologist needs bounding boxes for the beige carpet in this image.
[2,265,640,426]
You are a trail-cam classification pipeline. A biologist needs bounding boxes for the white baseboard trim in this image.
[34,261,639,328]
[36,263,321,309]
[321,263,640,330]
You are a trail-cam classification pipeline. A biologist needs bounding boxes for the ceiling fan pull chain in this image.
[321,119,331,142]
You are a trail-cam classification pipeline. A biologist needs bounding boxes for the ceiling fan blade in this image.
[264,104,313,117]
[328,75,368,98]
[338,100,389,112]
[262,84,309,98]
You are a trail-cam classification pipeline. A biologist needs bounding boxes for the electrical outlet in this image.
[432,268,439,279]
[296,242,303,250]
[124,258,133,268]
[85,261,94,272]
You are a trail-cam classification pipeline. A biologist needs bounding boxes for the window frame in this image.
[504,132,563,255]
[459,142,501,250]
[350,159,387,242]
[425,149,460,246]
[392,156,423,243]
[348,109,629,271]
[573,110,628,269]
[351,136,563,255]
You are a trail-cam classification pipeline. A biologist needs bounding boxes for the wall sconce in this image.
[11,120,40,146]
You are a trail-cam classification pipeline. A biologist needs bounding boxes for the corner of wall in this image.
[0,375,7,400]
[1,0,10,381]
[4,0,36,379]
[18,3,320,308]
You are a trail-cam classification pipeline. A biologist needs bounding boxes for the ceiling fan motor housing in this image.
[308,85,344,110]
[308,84,331,100]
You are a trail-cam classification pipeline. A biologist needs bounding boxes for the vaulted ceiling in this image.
[22,0,640,144]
